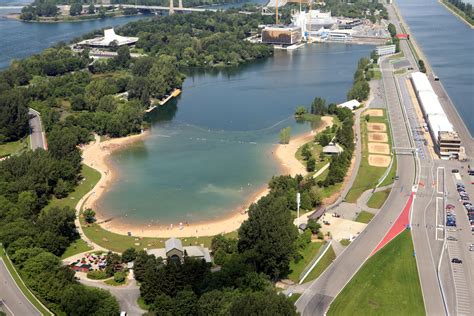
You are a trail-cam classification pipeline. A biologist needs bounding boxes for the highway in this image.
[388,3,474,315]
[28,108,46,151]
[295,38,417,315]
[0,258,41,316]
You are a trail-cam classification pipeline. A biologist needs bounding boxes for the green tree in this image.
[279,127,291,144]
[307,218,321,234]
[69,3,83,16]
[87,3,95,14]
[83,208,96,224]
[0,89,30,143]
[306,157,316,172]
[230,291,297,316]
[294,106,307,116]
[311,97,326,115]
[238,195,298,280]
[121,247,137,262]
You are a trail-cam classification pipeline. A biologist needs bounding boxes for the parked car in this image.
[461,196,470,201]
[451,258,462,264]
[452,169,459,173]
[447,236,457,241]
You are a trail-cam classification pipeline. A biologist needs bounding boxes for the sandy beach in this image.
[275,116,333,177]
[80,116,333,238]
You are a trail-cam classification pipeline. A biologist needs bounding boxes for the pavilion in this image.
[77,28,138,48]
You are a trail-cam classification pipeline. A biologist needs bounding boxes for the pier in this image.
[145,89,181,113]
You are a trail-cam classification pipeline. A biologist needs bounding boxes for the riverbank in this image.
[276,116,334,177]
[80,116,333,238]
[438,0,474,28]
[5,12,142,23]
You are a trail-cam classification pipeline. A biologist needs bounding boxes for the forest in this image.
[0,10,275,315]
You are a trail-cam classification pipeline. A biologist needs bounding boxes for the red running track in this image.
[370,192,414,256]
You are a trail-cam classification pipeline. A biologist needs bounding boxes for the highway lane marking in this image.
[1,301,15,316]
[435,197,444,241]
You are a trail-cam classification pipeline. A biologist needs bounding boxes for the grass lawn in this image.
[367,189,391,209]
[288,242,324,282]
[48,164,101,210]
[355,211,375,224]
[0,137,29,157]
[81,216,238,253]
[295,141,328,175]
[0,248,53,315]
[340,239,351,246]
[379,154,397,188]
[303,245,336,283]
[60,239,92,259]
[345,109,392,203]
[137,297,150,310]
[328,231,425,316]
[288,293,301,304]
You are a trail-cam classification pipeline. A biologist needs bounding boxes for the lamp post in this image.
[296,192,301,228]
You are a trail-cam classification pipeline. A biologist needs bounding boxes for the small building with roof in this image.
[77,28,138,48]
[323,142,344,155]
[147,237,211,263]
[337,99,360,110]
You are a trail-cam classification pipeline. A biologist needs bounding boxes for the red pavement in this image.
[370,192,414,256]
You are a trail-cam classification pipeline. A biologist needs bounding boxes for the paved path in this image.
[28,108,46,151]
[0,258,41,316]
[78,277,145,316]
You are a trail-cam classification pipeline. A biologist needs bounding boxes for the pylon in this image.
[178,0,183,9]
[169,0,174,15]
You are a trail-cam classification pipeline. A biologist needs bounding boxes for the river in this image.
[396,0,474,135]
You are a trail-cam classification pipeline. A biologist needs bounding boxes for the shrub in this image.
[114,271,126,283]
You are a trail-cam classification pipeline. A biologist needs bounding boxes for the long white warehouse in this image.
[410,72,461,159]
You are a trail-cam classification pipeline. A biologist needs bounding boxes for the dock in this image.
[145,89,181,113]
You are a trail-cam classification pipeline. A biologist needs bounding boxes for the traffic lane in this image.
[0,259,41,316]
[296,155,415,315]
[28,109,45,151]
[410,162,447,315]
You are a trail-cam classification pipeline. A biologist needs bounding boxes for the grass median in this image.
[303,245,336,283]
[328,231,425,315]
[355,211,375,224]
[346,109,393,203]
[288,242,324,283]
[367,189,391,209]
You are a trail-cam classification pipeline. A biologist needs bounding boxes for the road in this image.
[78,277,145,316]
[28,108,46,151]
[295,45,417,315]
[0,259,41,316]
[389,3,474,315]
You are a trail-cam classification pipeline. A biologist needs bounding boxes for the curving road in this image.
[28,108,46,151]
[0,258,41,316]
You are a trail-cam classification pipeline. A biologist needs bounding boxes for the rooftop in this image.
[78,28,138,47]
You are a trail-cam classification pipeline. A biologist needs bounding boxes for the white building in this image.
[147,237,212,263]
[410,72,461,159]
[77,28,138,48]
[376,44,396,56]
[292,10,337,40]
[338,99,360,110]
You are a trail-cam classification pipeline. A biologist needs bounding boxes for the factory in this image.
[261,25,303,45]
[410,72,461,159]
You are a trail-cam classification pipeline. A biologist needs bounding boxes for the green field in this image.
[81,215,238,253]
[355,211,375,224]
[0,138,29,157]
[303,245,336,283]
[60,239,92,259]
[367,189,391,209]
[288,293,301,304]
[48,164,101,210]
[328,231,425,316]
[288,242,324,282]
[346,110,392,203]
[0,248,53,315]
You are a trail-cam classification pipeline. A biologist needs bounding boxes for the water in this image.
[99,44,373,224]
[396,0,474,135]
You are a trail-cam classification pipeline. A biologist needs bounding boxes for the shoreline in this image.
[80,116,334,238]
[3,12,142,23]
[438,0,474,29]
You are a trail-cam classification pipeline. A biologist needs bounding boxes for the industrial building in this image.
[261,25,302,45]
[77,28,139,48]
[411,72,461,159]
[292,10,337,39]
[376,44,396,56]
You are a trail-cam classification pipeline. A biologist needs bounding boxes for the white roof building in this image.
[338,99,360,110]
[78,28,138,47]
[323,142,344,155]
[147,238,211,263]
